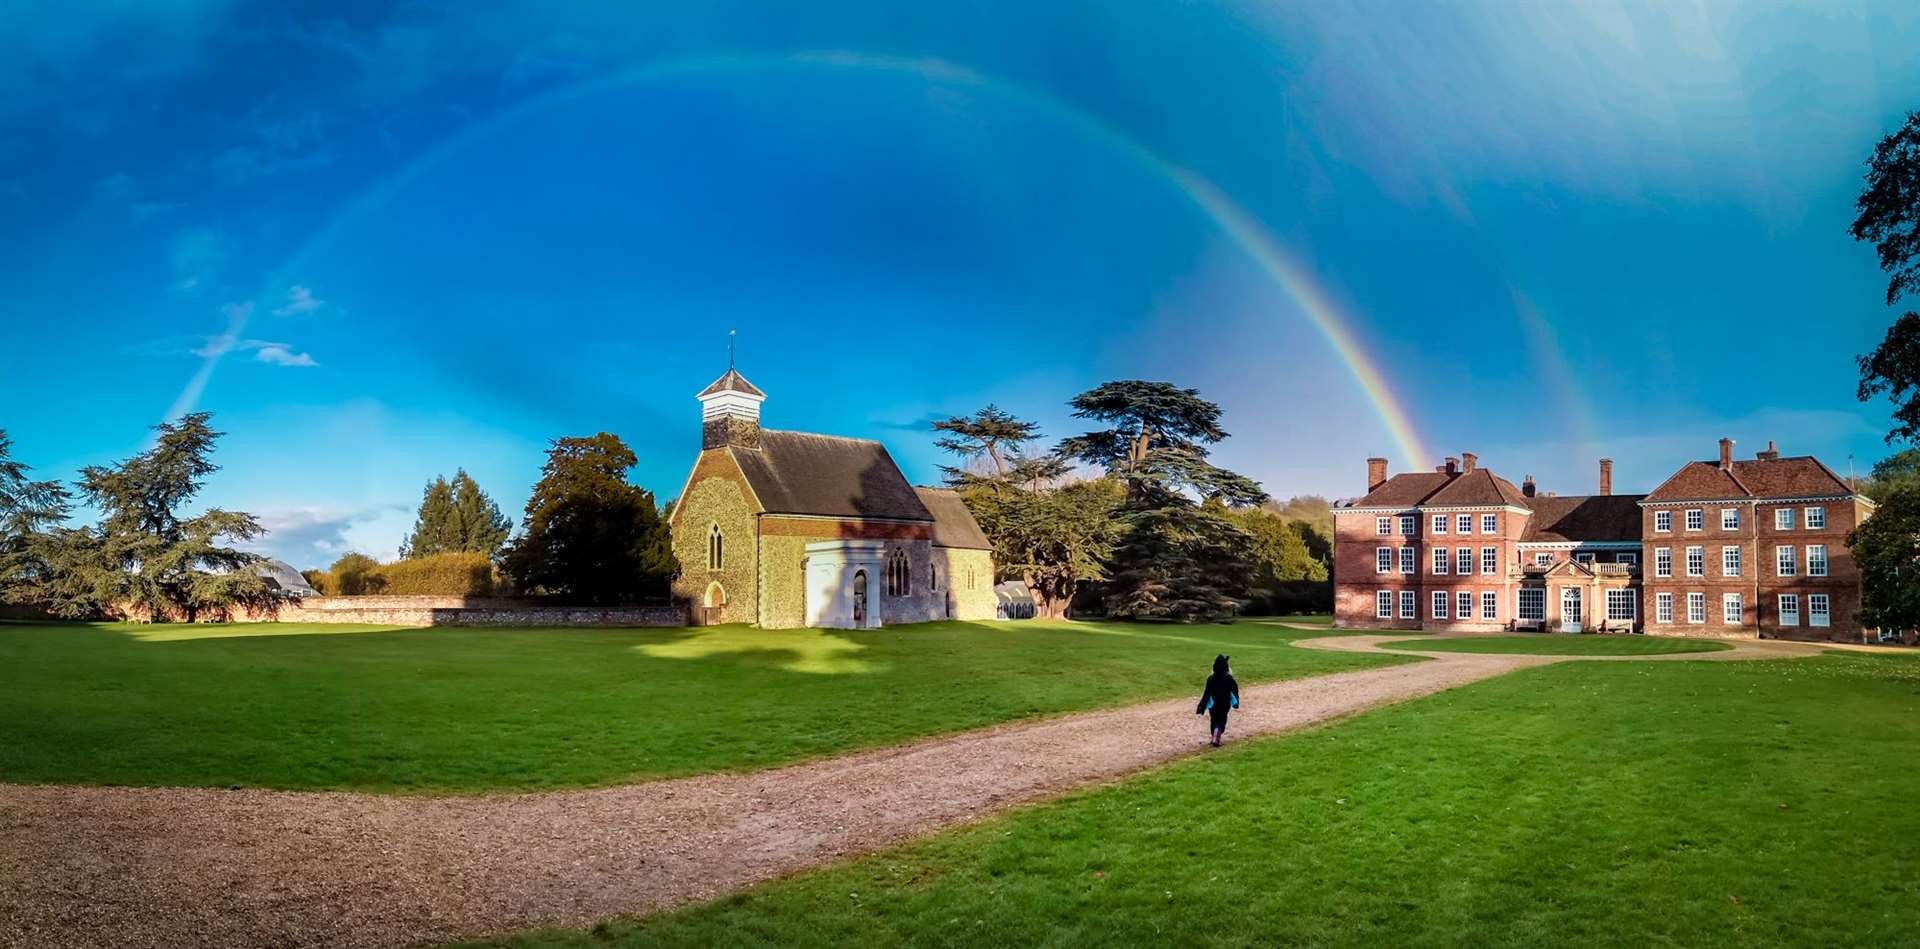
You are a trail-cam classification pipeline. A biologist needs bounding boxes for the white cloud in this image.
[190,329,316,367]
[237,503,410,567]
[273,284,323,316]
[254,344,318,367]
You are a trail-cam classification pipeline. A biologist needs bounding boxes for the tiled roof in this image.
[698,368,766,398]
[730,430,932,521]
[1351,471,1450,508]
[1644,456,1853,502]
[1425,469,1531,507]
[1730,457,1853,498]
[913,487,994,550]
[1642,462,1748,502]
[1521,494,1646,543]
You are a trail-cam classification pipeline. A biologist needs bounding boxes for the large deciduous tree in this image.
[1059,381,1266,622]
[401,470,512,559]
[1849,485,1920,635]
[1228,504,1332,615]
[1854,111,1920,443]
[964,474,1122,620]
[1851,112,1920,635]
[72,413,269,621]
[501,433,675,604]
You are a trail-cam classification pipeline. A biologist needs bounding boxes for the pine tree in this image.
[448,470,512,556]
[400,477,456,559]
[933,406,1116,618]
[402,470,513,558]
[1058,381,1267,622]
[0,430,72,608]
[72,413,269,621]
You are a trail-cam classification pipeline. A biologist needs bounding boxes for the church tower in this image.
[697,367,765,451]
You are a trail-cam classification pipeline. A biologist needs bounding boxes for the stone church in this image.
[667,366,999,628]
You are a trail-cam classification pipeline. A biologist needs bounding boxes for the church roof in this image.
[698,368,765,399]
[913,487,993,549]
[731,430,933,521]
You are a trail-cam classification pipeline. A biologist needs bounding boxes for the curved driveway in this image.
[0,632,1833,949]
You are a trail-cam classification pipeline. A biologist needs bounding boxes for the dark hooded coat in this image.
[1196,654,1239,725]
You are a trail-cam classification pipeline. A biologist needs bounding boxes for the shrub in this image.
[308,551,501,597]
[375,551,499,596]
[327,553,384,596]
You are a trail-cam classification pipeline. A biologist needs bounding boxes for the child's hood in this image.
[1213,654,1230,675]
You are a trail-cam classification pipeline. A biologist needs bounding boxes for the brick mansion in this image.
[1332,440,1878,642]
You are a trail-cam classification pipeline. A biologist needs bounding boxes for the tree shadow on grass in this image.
[635,625,881,675]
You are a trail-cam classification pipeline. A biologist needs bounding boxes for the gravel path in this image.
[0,634,1821,949]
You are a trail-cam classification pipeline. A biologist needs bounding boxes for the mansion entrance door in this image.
[1561,587,1583,633]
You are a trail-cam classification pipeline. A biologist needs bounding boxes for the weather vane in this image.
[729,328,737,370]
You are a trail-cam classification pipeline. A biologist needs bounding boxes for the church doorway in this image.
[703,582,726,625]
[852,570,868,627]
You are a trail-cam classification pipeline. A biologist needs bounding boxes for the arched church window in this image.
[708,524,724,570]
[929,562,938,592]
[887,546,911,597]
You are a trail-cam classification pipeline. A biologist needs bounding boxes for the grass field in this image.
[1382,634,1733,655]
[0,618,1398,793]
[475,650,1920,948]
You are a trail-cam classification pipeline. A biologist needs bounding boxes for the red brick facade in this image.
[1333,441,1878,643]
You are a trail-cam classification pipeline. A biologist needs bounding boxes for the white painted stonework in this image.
[803,540,887,629]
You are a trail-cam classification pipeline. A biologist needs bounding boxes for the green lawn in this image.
[0,618,1400,793]
[1381,634,1733,655]
[475,651,1920,948]
[1242,613,1333,627]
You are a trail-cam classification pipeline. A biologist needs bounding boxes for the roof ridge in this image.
[1806,456,1857,494]
[761,428,883,445]
[1642,460,1705,501]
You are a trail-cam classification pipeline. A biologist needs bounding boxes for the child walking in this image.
[1195,654,1240,746]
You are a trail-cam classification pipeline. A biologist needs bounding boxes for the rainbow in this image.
[1508,286,1601,459]
[171,50,1431,467]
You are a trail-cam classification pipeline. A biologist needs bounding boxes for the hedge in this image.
[308,551,502,597]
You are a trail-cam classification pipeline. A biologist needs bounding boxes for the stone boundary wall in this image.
[277,597,686,628]
[293,596,548,611]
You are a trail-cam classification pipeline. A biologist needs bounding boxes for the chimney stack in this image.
[1522,475,1536,498]
[1444,456,1460,476]
[1598,458,1613,496]
[1367,457,1389,493]
[1718,437,1734,470]
[1462,452,1478,473]
[1756,440,1780,462]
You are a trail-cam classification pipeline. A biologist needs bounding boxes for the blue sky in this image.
[3,1,1919,567]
